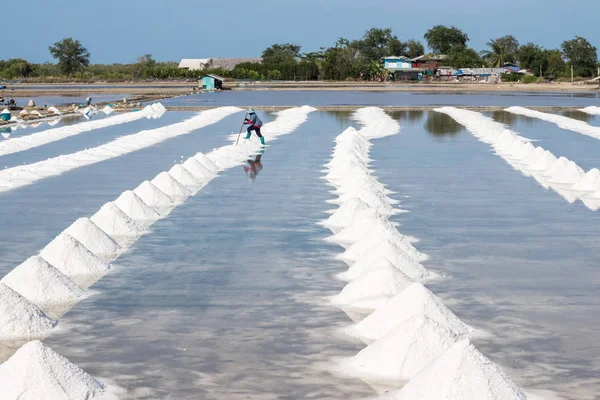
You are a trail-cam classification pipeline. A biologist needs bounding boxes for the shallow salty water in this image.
[161,90,600,107]
[1,110,599,399]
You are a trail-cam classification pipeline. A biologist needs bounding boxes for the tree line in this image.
[0,27,598,82]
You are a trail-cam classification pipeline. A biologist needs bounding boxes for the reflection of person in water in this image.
[243,154,263,182]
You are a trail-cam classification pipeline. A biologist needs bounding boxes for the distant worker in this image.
[86,97,92,106]
[243,108,265,145]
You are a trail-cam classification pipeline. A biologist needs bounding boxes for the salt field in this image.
[0,95,600,399]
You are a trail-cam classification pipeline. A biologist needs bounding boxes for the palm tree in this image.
[480,36,519,68]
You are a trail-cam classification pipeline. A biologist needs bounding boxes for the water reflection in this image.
[387,110,425,123]
[560,110,593,123]
[491,111,519,127]
[243,153,264,182]
[1,127,10,139]
[325,111,353,128]
[424,112,464,137]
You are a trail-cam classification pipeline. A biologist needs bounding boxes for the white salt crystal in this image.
[0,283,56,339]
[151,171,192,200]
[114,190,160,228]
[133,180,174,212]
[380,339,527,400]
[183,157,216,180]
[571,168,600,192]
[1,256,84,314]
[168,164,205,191]
[331,264,414,311]
[0,340,110,400]
[40,233,111,288]
[65,218,121,262]
[343,315,461,383]
[346,283,470,343]
[194,152,219,172]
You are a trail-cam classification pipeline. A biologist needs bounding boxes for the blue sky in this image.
[5,0,599,63]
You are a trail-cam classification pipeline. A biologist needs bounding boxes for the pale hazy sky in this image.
[6,0,599,63]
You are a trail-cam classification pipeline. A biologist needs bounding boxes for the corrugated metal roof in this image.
[202,74,226,82]
[384,56,412,61]
[210,58,262,71]
[179,59,210,70]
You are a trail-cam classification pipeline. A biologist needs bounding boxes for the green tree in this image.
[518,43,544,71]
[544,49,566,77]
[356,28,402,61]
[262,43,301,64]
[135,54,156,79]
[406,40,425,59]
[447,48,482,68]
[0,58,33,78]
[480,35,519,67]
[424,25,469,54]
[561,36,597,77]
[49,38,90,75]
[323,38,360,80]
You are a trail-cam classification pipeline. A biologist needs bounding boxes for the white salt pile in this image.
[380,339,527,400]
[580,106,600,115]
[320,197,372,232]
[343,315,461,383]
[114,190,160,228]
[168,164,204,191]
[102,105,114,115]
[547,160,585,185]
[571,168,600,192]
[327,208,389,245]
[331,265,414,311]
[1,256,84,314]
[0,283,57,339]
[133,180,174,213]
[542,156,570,178]
[151,171,192,201]
[65,218,121,262]
[337,256,395,282]
[194,152,219,172]
[349,240,428,281]
[40,233,111,288]
[506,106,600,139]
[91,202,144,248]
[346,283,470,343]
[0,340,111,400]
[525,150,557,172]
[183,157,216,181]
[352,107,401,139]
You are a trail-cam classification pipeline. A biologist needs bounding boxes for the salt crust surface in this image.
[133,180,174,212]
[90,202,144,244]
[151,171,192,200]
[114,190,161,227]
[0,340,112,400]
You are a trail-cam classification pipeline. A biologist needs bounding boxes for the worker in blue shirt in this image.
[244,108,265,145]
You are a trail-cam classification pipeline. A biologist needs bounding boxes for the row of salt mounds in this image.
[0,106,242,193]
[506,106,600,139]
[0,107,312,388]
[323,110,524,399]
[0,340,116,400]
[435,107,599,210]
[0,102,165,157]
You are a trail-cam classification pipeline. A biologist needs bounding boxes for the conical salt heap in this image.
[332,264,414,311]
[348,240,429,281]
[0,283,57,339]
[133,180,174,214]
[183,157,216,181]
[337,255,395,282]
[91,202,144,247]
[1,256,84,314]
[151,171,192,201]
[380,339,527,400]
[168,164,205,191]
[0,340,111,400]
[328,209,392,245]
[571,168,600,192]
[194,152,219,172]
[40,233,111,289]
[344,315,461,383]
[114,190,160,228]
[542,156,569,178]
[65,218,121,262]
[346,283,470,344]
[547,160,585,185]
[320,197,372,232]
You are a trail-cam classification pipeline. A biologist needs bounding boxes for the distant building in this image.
[502,63,521,73]
[384,56,413,71]
[179,58,262,71]
[411,54,448,70]
[200,74,225,90]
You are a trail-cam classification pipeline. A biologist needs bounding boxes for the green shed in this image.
[200,74,225,91]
